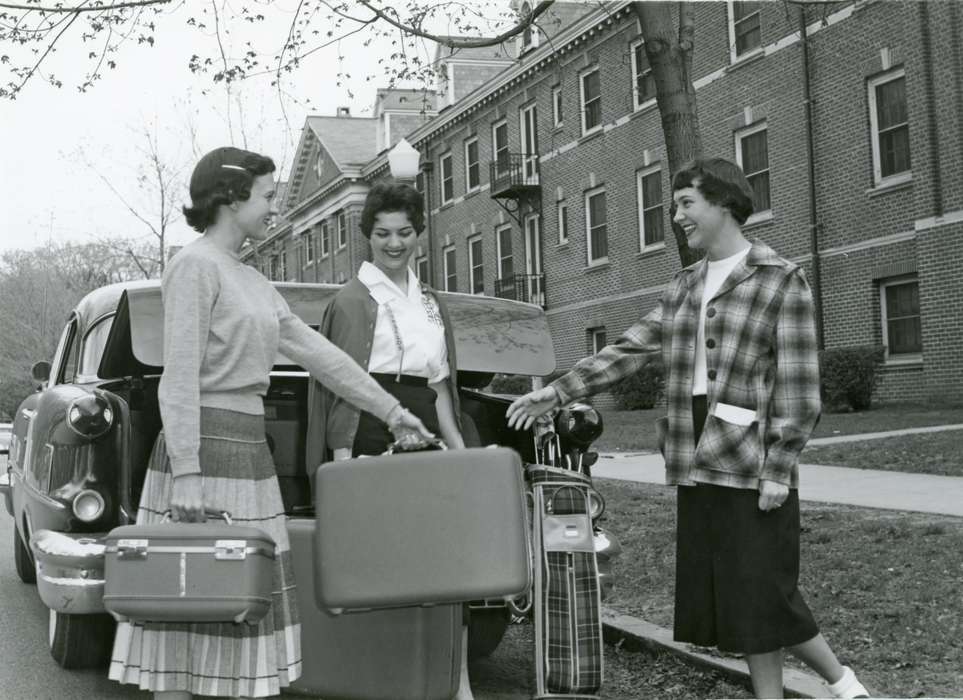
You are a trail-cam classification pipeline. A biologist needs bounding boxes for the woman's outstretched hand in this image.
[386,405,435,449]
[506,386,561,431]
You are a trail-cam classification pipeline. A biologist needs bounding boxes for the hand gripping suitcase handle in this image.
[385,437,448,454]
[161,508,233,525]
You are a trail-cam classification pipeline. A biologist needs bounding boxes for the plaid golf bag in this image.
[527,463,603,699]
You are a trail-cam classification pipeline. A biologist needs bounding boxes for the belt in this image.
[370,372,430,388]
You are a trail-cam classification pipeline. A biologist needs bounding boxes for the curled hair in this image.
[183,148,276,233]
[671,157,755,225]
[360,181,425,238]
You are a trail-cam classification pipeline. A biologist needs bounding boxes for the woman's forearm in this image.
[431,380,465,449]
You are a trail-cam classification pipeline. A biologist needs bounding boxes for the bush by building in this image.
[819,345,885,412]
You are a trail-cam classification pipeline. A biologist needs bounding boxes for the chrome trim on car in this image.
[31,530,107,615]
[0,471,12,516]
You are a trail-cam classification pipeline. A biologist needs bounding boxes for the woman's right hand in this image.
[506,386,561,431]
[169,474,206,522]
[386,404,435,448]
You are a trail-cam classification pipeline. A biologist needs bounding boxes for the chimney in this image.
[336,106,351,117]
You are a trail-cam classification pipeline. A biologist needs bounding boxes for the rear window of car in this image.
[79,316,115,379]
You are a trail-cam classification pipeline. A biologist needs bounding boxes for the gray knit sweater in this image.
[158,236,399,478]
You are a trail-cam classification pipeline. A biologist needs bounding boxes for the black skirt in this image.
[351,373,441,457]
[672,396,819,654]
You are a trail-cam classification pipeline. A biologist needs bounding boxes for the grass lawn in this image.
[596,478,963,698]
[594,403,963,453]
[802,430,963,476]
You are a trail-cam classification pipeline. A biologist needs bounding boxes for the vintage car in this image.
[0,279,621,675]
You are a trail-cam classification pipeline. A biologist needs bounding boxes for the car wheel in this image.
[13,526,36,584]
[48,609,115,669]
[467,607,511,660]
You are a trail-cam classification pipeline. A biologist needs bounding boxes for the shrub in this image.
[487,373,532,395]
[609,362,665,410]
[819,345,885,412]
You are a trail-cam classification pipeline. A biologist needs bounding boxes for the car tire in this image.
[467,607,511,660]
[48,609,115,669]
[13,526,36,584]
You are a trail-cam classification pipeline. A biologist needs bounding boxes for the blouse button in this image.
[707,369,717,381]
[706,339,716,349]
[707,308,717,318]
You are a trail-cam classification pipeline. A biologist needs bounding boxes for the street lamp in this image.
[387,138,421,181]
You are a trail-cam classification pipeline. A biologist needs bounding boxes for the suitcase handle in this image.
[161,509,233,525]
[385,437,448,454]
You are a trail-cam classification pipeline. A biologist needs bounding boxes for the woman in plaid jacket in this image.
[508,158,869,699]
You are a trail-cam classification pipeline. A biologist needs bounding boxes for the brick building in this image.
[243,0,963,403]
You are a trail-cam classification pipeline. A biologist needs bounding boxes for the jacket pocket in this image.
[695,413,762,477]
[654,416,669,457]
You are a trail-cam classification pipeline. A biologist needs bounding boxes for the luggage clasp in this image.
[117,539,148,560]
[215,540,248,560]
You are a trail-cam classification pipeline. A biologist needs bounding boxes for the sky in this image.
[0,1,502,255]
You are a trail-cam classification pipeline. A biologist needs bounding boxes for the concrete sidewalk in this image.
[593,452,963,517]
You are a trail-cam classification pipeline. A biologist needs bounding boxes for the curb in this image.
[601,608,830,699]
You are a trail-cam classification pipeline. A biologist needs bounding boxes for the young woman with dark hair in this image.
[507,158,870,700]
[108,148,433,700]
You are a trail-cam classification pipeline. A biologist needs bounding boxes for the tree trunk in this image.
[633,1,703,267]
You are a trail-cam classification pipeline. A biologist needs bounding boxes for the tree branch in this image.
[0,0,170,11]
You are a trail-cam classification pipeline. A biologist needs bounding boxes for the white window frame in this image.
[868,67,912,188]
[879,275,922,363]
[496,224,514,279]
[734,121,772,224]
[636,165,665,251]
[440,152,454,204]
[584,185,608,266]
[304,230,316,264]
[590,327,607,355]
[443,245,457,292]
[556,199,568,245]
[337,211,347,249]
[464,137,480,192]
[727,1,763,63]
[580,67,603,136]
[517,2,540,55]
[491,119,509,176]
[467,235,484,295]
[631,40,656,110]
[552,85,563,127]
[416,255,429,282]
[319,221,330,258]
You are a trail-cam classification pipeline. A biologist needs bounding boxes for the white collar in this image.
[358,261,420,305]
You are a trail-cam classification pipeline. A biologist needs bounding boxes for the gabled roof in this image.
[306,116,378,168]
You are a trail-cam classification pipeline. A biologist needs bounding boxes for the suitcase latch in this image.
[215,540,247,560]
[117,539,148,560]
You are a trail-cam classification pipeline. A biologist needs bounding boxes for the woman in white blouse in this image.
[315,181,467,460]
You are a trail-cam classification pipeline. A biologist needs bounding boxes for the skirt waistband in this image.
[198,406,266,440]
[370,372,430,388]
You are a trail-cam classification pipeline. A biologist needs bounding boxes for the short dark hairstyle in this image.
[671,157,755,225]
[360,181,426,238]
[183,147,276,232]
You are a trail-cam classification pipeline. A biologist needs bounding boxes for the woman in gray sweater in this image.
[108,147,432,700]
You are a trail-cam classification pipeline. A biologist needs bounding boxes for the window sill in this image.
[553,123,564,132]
[464,188,481,200]
[743,210,774,230]
[726,48,765,73]
[632,99,658,116]
[867,174,913,197]
[556,241,570,249]
[637,242,666,258]
[585,259,610,272]
[884,354,923,368]
[439,201,455,211]
[579,128,605,145]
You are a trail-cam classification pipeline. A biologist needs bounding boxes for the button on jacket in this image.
[551,241,821,490]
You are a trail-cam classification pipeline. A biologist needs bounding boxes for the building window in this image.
[492,119,509,175]
[868,68,911,186]
[416,256,429,282]
[735,122,771,217]
[518,1,540,53]
[337,211,347,249]
[728,1,762,61]
[320,221,330,257]
[557,199,568,244]
[632,41,656,109]
[496,224,514,279]
[443,246,457,292]
[637,165,665,248]
[581,68,602,135]
[880,276,922,358]
[304,231,316,263]
[464,137,480,191]
[440,152,454,204]
[468,235,484,294]
[552,85,563,126]
[589,327,607,355]
[585,186,608,265]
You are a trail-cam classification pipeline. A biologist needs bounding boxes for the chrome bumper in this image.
[30,529,107,615]
[594,527,622,601]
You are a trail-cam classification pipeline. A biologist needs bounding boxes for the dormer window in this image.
[517,2,540,55]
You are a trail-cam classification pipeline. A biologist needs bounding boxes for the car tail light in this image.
[72,489,106,522]
[66,393,114,439]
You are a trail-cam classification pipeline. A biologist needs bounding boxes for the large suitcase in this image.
[286,518,461,700]
[528,465,603,699]
[102,515,275,624]
[313,446,531,612]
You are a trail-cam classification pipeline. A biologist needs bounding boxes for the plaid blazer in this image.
[552,240,820,490]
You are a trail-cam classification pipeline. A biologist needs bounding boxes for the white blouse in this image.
[357,261,449,384]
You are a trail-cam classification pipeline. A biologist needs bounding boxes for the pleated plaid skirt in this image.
[108,407,301,697]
